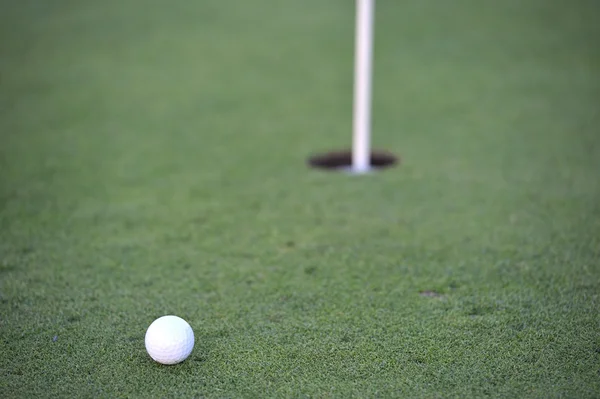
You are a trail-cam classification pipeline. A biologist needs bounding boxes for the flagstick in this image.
[351,0,375,174]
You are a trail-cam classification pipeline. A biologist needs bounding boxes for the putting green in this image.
[1,1,599,397]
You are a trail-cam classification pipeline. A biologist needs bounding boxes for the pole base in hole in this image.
[341,165,373,174]
[307,150,398,172]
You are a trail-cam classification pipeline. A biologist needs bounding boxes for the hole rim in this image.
[307,149,399,171]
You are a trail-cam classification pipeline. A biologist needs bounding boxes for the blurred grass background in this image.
[1,0,599,397]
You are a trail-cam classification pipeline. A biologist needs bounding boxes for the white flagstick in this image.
[351,0,375,173]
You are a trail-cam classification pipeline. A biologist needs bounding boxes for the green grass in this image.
[1,0,599,397]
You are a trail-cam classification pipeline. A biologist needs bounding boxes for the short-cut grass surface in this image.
[1,0,599,397]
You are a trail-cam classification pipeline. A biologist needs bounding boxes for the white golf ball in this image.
[145,315,194,365]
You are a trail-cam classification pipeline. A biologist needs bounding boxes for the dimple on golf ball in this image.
[145,315,194,365]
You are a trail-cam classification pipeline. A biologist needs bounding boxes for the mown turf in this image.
[1,0,599,398]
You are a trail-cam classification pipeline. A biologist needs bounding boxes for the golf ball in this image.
[145,315,194,365]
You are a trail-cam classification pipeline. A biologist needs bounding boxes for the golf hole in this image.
[307,150,398,172]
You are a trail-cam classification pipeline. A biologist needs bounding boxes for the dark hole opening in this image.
[307,149,398,170]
